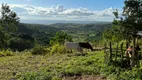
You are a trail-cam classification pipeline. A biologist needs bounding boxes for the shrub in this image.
[50,44,66,54]
[31,45,48,55]
[49,31,72,45]
[9,37,34,51]
[0,49,14,57]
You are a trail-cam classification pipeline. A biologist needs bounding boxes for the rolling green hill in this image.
[17,22,112,44]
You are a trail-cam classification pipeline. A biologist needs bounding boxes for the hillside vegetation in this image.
[17,23,112,44]
[1,50,142,80]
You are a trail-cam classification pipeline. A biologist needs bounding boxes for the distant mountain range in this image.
[20,20,112,25]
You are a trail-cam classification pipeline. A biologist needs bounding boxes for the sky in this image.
[0,0,125,23]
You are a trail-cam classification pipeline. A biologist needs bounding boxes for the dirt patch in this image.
[63,75,107,80]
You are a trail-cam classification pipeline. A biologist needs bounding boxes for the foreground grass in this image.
[0,51,107,80]
[1,51,142,80]
[0,51,49,80]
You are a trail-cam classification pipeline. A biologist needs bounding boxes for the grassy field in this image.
[1,50,142,80]
[0,51,107,80]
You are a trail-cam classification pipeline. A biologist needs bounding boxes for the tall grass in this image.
[15,51,108,79]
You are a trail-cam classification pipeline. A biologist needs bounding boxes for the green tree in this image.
[102,29,112,42]
[9,33,34,51]
[113,0,142,39]
[0,3,20,48]
[104,0,142,43]
[111,0,142,67]
[102,24,124,43]
[50,31,72,45]
[123,0,142,31]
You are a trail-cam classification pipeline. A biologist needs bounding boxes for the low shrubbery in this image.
[50,44,66,54]
[0,49,14,57]
[31,45,48,55]
[31,43,68,55]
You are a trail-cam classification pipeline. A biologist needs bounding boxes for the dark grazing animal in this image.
[79,42,94,51]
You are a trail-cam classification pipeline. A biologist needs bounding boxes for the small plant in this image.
[31,45,48,55]
[50,44,66,54]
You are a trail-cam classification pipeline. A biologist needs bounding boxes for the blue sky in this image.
[0,0,124,22]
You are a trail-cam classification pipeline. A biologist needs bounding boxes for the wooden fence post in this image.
[135,38,140,67]
[132,37,136,67]
[104,43,107,63]
[109,42,112,62]
[126,42,129,49]
[115,43,118,61]
[121,42,123,67]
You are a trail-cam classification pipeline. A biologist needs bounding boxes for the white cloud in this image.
[59,7,94,16]
[0,4,122,21]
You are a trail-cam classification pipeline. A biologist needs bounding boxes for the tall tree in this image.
[0,3,20,48]
[113,0,142,35]
[123,0,142,31]
[113,0,142,67]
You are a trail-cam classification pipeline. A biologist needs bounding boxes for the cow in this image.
[79,42,94,51]
[65,42,83,53]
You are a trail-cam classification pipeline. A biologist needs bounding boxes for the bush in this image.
[31,45,48,55]
[9,37,34,51]
[50,44,66,54]
[49,31,72,45]
[0,49,14,57]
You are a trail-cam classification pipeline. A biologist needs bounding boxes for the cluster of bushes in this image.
[0,49,14,57]
[0,43,68,57]
[50,44,66,54]
[30,43,67,55]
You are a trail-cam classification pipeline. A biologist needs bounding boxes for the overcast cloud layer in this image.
[1,4,122,22]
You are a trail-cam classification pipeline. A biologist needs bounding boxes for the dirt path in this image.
[63,75,107,80]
